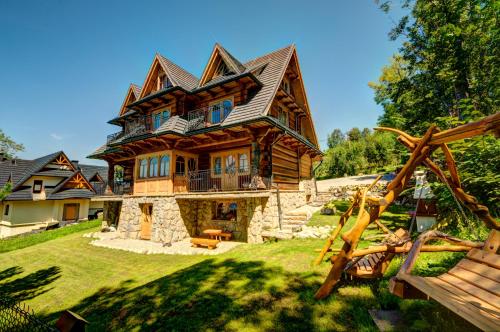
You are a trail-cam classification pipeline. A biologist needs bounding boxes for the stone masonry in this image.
[113,179,315,244]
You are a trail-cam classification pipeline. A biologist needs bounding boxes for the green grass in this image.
[0,220,101,253]
[0,205,479,331]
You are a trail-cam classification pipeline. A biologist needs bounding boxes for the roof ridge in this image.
[243,44,295,66]
[157,53,200,89]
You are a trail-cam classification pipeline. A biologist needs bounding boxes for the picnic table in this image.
[203,229,232,241]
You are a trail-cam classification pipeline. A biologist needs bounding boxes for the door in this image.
[140,204,153,240]
[222,154,238,190]
[63,203,80,221]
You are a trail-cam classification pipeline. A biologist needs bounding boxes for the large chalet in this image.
[89,44,322,243]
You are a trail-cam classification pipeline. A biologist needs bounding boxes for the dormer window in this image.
[33,180,43,193]
[157,74,172,91]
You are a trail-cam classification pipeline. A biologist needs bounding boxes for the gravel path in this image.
[316,173,394,192]
[84,232,242,255]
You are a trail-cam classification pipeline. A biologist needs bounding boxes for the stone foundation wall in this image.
[113,186,312,244]
[117,196,195,244]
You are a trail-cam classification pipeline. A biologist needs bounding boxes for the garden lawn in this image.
[0,202,478,331]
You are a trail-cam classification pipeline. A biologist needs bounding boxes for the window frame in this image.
[149,157,159,178]
[175,156,186,176]
[33,180,43,194]
[159,155,171,177]
[209,97,233,124]
[152,108,170,130]
[277,106,289,127]
[139,159,148,179]
[238,153,249,174]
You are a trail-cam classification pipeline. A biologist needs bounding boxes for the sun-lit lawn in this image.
[0,202,477,331]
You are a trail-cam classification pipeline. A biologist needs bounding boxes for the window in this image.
[149,157,158,177]
[4,204,9,216]
[153,109,170,130]
[225,155,236,174]
[213,201,237,221]
[277,107,289,127]
[239,153,249,173]
[175,156,185,175]
[213,157,222,175]
[223,100,232,119]
[281,77,291,94]
[33,180,43,193]
[159,155,170,177]
[158,74,172,90]
[153,113,162,130]
[188,158,197,173]
[211,100,232,124]
[211,105,221,124]
[139,159,148,178]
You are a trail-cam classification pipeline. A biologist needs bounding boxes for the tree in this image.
[327,129,345,148]
[0,129,24,199]
[373,0,499,135]
[347,128,362,141]
[0,129,24,160]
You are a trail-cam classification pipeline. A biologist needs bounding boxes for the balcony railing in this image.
[185,168,270,192]
[107,114,169,144]
[187,103,232,131]
[93,180,133,196]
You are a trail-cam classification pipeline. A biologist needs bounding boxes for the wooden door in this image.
[140,204,152,240]
[63,203,79,221]
[222,154,238,191]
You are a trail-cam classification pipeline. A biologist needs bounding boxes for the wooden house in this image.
[0,151,107,238]
[89,44,322,243]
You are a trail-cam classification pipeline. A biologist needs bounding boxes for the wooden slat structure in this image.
[390,230,500,331]
[314,113,500,303]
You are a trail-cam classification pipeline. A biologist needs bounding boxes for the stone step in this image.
[282,219,308,225]
[283,214,308,221]
[281,224,302,232]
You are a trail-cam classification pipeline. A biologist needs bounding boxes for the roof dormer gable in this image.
[198,44,246,87]
[119,84,141,116]
[138,55,175,99]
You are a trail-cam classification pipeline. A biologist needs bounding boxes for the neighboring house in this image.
[0,151,107,238]
[89,43,322,243]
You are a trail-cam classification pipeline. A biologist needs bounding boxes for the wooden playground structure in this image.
[313,113,500,330]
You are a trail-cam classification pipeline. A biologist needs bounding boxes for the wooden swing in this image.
[314,112,500,301]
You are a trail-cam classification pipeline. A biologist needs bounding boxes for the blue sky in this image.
[0,0,403,165]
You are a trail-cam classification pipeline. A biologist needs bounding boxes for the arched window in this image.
[159,155,170,177]
[149,157,158,177]
[239,153,249,173]
[175,156,185,175]
[139,159,148,178]
[188,158,197,173]
[213,157,222,175]
[225,155,236,174]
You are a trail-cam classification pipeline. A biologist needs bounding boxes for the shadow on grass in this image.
[0,266,61,302]
[40,259,377,331]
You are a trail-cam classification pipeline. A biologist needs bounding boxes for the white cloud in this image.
[50,133,63,140]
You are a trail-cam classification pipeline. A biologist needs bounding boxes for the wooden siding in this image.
[300,154,312,179]
[272,141,299,189]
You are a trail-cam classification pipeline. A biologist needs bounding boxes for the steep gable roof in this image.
[119,84,142,116]
[222,45,295,125]
[198,44,247,86]
[138,54,199,99]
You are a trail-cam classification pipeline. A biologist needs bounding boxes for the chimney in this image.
[72,160,80,170]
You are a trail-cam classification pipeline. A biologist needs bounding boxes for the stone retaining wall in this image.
[112,179,315,244]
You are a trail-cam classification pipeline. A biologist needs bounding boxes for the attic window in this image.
[157,74,172,90]
[33,180,43,194]
[277,107,289,127]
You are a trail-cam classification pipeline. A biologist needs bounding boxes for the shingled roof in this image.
[157,54,200,90]
[89,44,321,158]
[0,152,107,201]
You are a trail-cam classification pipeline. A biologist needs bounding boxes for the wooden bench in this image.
[390,230,499,331]
[346,228,410,279]
[190,237,220,250]
[219,232,232,241]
